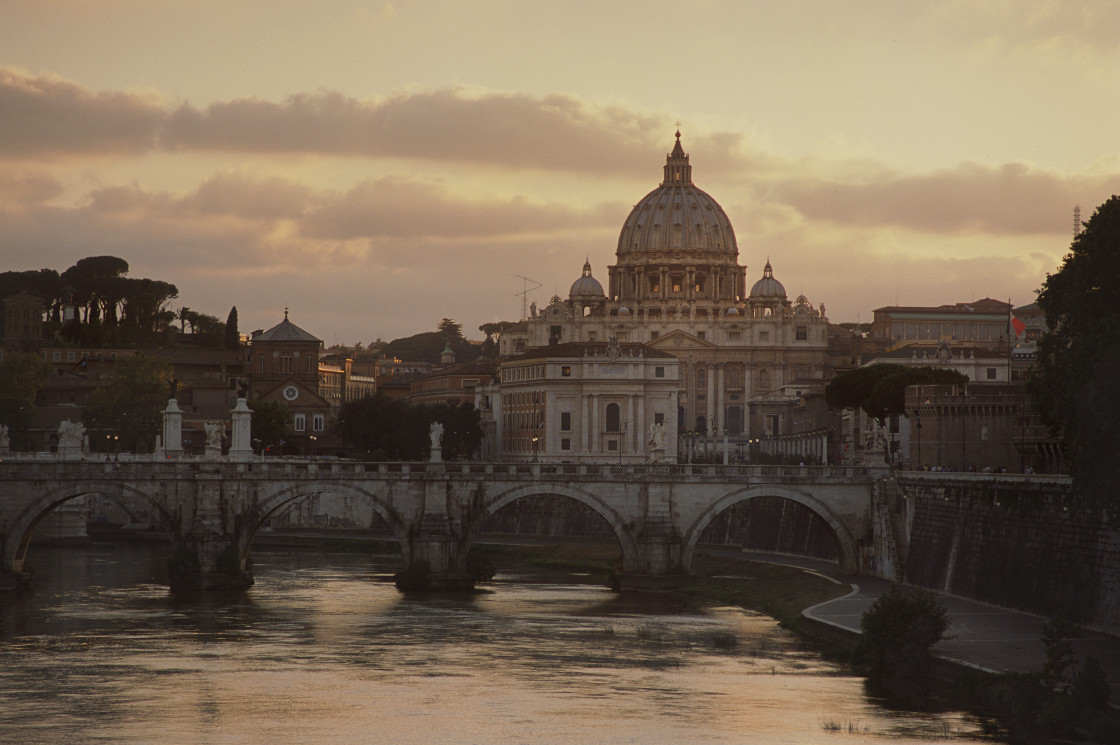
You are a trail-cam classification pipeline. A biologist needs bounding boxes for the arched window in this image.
[605,403,620,432]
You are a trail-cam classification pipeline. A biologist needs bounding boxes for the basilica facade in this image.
[499,132,832,449]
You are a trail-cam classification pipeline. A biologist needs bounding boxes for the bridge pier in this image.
[168,534,254,592]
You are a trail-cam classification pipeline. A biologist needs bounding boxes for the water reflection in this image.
[0,545,986,744]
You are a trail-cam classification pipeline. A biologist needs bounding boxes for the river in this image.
[0,543,986,744]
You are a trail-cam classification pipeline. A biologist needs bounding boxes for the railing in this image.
[0,456,876,484]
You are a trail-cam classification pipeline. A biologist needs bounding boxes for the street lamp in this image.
[531,435,539,463]
[309,434,317,458]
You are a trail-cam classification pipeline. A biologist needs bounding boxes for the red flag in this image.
[1011,315,1026,336]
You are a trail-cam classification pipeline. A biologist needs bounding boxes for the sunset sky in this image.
[2,0,1118,344]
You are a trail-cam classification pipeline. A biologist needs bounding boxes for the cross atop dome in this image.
[662,129,692,186]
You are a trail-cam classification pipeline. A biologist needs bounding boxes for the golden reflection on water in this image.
[0,547,985,744]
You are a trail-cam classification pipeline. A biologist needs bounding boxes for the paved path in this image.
[734,551,1120,703]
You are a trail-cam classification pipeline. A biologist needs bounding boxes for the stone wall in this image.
[900,473,1120,634]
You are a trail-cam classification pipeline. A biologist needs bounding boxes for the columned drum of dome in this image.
[608,131,746,305]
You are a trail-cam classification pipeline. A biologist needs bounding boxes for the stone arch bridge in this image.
[0,459,889,591]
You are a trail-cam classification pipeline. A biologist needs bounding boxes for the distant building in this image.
[2,292,45,355]
[868,298,1012,352]
[248,311,332,454]
[497,132,833,459]
[491,341,680,463]
[409,361,498,407]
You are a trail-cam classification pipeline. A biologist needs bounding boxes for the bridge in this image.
[1,457,887,592]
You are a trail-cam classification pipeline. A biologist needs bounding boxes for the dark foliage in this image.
[338,393,482,460]
[826,364,968,421]
[1030,195,1120,503]
[856,587,950,697]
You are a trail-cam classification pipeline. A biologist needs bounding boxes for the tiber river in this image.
[0,544,989,744]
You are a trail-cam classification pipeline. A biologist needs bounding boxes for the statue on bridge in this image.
[58,420,85,450]
[204,421,224,450]
[429,421,444,463]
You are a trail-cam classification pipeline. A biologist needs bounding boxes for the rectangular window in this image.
[697,331,705,341]
[67,351,75,362]
[294,414,306,432]
[728,331,741,341]
[561,438,571,451]
[650,331,659,340]
[560,412,571,431]
[53,351,60,362]
[607,440,618,451]
[758,331,769,342]
[796,326,808,341]
[462,378,479,388]
[655,366,665,378]
[308,356,314,374]
[561,366,571,377]
[986,367,997,380]
[654,413,665,425]
[313,414,324,431]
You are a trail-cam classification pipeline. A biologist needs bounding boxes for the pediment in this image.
[647,329,718,350]
[260,379,331,408]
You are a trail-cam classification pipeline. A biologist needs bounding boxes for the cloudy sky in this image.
[2,1,1117,344]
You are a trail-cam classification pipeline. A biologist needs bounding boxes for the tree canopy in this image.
[83,354,173,453]
[0,352,52,449]
[338,394,482,460]
[381,318,479,364]
[825,364,969,421]
[0,255,239,350]
[1030,194,1120,502]
[249,399,292,455]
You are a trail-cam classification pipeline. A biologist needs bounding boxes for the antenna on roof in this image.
[1073,204,1082,239]
[514,275,542,321]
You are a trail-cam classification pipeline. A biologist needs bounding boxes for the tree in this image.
[224,306,240,350]
[857,587,950,697]
[0,352,52,449]
[826,364,968,421]
[1030,195,1120,502]
[249,399,292,454]
[83,354,173,453]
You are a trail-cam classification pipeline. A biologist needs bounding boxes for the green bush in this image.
[856,587,950,697]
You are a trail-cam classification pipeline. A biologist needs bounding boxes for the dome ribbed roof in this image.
[615,132,738,260]
[569,260,605,299]
[749,262,786,299]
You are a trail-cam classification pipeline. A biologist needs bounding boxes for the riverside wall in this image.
[898,473,1120,635]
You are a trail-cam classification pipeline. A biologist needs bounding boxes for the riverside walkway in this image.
[739,552,1120,705]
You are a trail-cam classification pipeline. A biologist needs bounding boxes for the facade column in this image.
[590,395,599,454]
[626,395,635,456]
[742,366,752,438]
[706,363,716,436]
[581,395,590,455]
[716,364,726,434]
[636,393,646,456]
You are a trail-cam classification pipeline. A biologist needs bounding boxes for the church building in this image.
[498,132,832,451]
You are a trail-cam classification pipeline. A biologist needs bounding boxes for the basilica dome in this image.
[569,260,605,300]
[749,261,786,298]
[615,132,738,260]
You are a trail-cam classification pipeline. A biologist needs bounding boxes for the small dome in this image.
[725,306,740,316]
[569,260,605,299]
[617,306,631,316]
[749,261,786,299]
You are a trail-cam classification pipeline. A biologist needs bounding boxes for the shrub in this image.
[856,587,950,696]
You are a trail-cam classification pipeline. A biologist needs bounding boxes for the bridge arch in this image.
[683,484,859,573]
[468,482,638,571]
[4,481,176,574]
[248,481,412,565]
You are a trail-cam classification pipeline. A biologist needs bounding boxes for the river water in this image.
[0,544,986,744]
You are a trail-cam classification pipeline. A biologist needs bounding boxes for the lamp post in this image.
[309,434,317,458]
[531,435,539,463]
[912,411,922,469]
